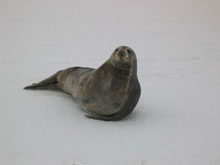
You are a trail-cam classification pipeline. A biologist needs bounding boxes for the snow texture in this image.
[0,0,220,165]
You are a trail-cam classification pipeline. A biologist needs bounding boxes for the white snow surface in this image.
[0,0,220,164]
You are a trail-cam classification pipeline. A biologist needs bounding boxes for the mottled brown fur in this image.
[24,46,141,121]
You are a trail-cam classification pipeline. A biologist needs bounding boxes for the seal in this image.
[24,46,141,121]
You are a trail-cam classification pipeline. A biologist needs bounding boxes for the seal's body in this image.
[24,46,141,121]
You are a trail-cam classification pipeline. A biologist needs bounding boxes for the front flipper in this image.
[85,113,124,121]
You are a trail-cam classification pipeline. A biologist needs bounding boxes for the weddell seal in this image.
[24,46,141,121]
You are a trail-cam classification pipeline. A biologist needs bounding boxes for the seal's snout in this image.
[117,50,129,62]
[118,50,125,57]
[116,49,130,63]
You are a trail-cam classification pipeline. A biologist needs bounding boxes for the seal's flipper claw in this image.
[85,114,121,121]
[85,115,108,121]
[85,115,103,120]
[85,115,95,119]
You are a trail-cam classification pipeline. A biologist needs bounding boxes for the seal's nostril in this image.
[118,50,125,56]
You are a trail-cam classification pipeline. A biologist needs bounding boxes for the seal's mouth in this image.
[111,60,132,69]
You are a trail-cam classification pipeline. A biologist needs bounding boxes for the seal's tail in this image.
[24,72,59,90]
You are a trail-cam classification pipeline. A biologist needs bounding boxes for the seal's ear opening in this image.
[127,49,132,54]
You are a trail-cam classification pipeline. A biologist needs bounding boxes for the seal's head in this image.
[109,46,137,69]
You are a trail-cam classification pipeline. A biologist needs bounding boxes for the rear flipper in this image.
[24,72,60,90]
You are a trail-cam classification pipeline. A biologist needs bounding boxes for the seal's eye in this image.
[115,49,119,52]
[127,49,132,54]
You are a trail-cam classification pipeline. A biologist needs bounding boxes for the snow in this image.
[0,0,220,164]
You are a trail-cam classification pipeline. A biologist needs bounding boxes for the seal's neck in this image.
[97,61,135,79]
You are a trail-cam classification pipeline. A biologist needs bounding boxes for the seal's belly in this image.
[76,76,129,115]
[78,96,125,115]
[78,98,126,115]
